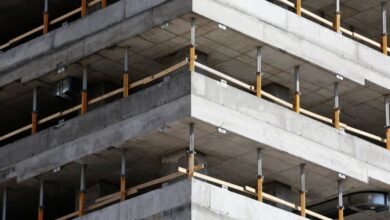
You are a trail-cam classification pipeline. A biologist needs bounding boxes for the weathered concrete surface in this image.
[193,0,390,90]
[0,70,191,182]
[0,0,191,87]
[74,178,306,220]
[75,179,191,220]
[190,72,390,186]
[2,70,390,188]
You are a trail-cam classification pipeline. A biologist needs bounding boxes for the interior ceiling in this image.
[299,0,389,41]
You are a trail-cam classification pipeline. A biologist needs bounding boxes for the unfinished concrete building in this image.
[2,0,390,219]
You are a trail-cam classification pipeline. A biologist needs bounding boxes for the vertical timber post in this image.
[81,0,87,17]
[2,188,7,220]
[293,66,300,113]
[187,123,195,179]
[300,164,306,217]
[333,82,340,129]
[382,1,388,55]
[43,0,49,34]
[81,66,88,115]
[385,95,390,150]
[334,0,341,33]
[79,164,86,216]
[120,150,126,202]
[102,0,107,8]
[38,181,44,220]
[123,47,129,98]
[337,175,345,220]
[256,149,263,202]
[32,87,38,135]
[256,47,262,97]
[296,0,301,16]
[189,18,196,72]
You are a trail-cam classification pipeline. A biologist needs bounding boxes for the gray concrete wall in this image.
[193,0,390,90]
[0,70,191,182]
[0,0,191,87]
[74,179,192,220]
[73,178,306,220]
[190,71,390,187]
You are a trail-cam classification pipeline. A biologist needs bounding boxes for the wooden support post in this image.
[2,188,7,220]
[382,34,388,55]
[293,66,300,113]
[123,47,129,98]
[120,150,126,202]
[386,127,390,150]
[38,181,44,220]
[79,164,86,216]
[187,123,195,179]
[102,0,107,8]
[256,47,262,97]
[300,164,306,217]
[333,82,340,129]
[256,149,263,202]
[32,111,38,135]
[32,87,38,135]
[189,18,196,72]
[333,108,340,129]
[338,207,344,220]
[334,0,341,33]
[81,66,88,115]
[81,0,87,17]
[123,73,129,98]
[382,1,388,55]
[43,0,49,34]
[296,0,301,16]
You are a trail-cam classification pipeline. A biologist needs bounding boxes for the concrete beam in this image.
[190,71,390,187]
[0,70,191,182]
[74,178,306,220]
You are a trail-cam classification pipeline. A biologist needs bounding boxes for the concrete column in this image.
[256,47,263,98]
[43,0,49,34]
[300,164,306,217]
[382,1,388,55]
[334,0,341,33]
[38,181,44,220]
[120,150,126,202]
[2,188,7,220]
[385,95,390,150]
[81,66,88,115]
[293,65,300,113]
[189,18,196,72]
[79,164,86,216]
[187,123,195,178]
[256,148,263,202]
[31,87,38,135]
[123,47,129,98]
[333,82,340,129]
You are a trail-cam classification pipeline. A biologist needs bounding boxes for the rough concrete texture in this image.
[190,71,390,186]
[2,70,390,187]
[0,70,191,182]
[74,179,191,220]
[193,0,390,90]
[74,178,306,220]
[0,0,191,87]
